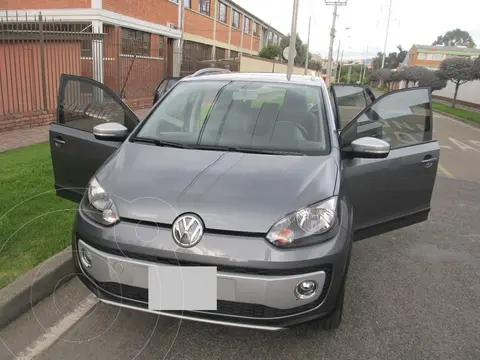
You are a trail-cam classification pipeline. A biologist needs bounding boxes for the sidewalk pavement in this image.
[0,108,151,153]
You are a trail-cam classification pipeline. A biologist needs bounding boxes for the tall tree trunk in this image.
[452,82,460,108]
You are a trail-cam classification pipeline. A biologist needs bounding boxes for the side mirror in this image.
[347,137,390,159]
[93,122,128,141]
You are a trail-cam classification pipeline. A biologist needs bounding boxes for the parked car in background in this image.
[49,70,439,332]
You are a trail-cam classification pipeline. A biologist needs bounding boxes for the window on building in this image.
[158,36,165,58]
[171,0,191,7]
[268,31,273,44]
[253,21,259,37]
[218,2,227,23]
[432,53,444,61]
[426,54,433,60]
[273,33,277,44]
[79,24,93,58]
[244,17,250,34]
[232,10,240,29]
[199,0,210,16]
[215,47,226,59]
[230,50,239,58]
[122,28,150,56]
[417,52,426,60]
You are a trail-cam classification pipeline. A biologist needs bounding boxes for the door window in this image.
[60,78,136,132]
[332,85,369,129]
[349,88,432,150]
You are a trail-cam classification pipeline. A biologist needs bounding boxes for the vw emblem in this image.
[172,214,204,248]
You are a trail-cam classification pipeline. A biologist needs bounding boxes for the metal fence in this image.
[0,10,242,130]
[180,40,240,77]
[0,11,168,119]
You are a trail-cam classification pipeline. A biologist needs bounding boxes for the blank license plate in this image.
[148,265,217,311]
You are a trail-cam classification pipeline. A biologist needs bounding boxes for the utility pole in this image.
[361,45,368,83]
[325,1,347,87]
[178,0,185,70]
[304,15,311,75]
[337,49,344,82]
[287,0,300,80]
[347,64,352,84]
[334,39,340,81]
[381,0,392,69]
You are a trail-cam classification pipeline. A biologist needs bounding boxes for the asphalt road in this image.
[1,113,479,360]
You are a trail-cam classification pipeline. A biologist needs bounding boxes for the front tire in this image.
[314,236,352,331]
[321,275,346,331]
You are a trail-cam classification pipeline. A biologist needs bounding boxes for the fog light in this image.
[80,248,92,269]
[295,280,317,299]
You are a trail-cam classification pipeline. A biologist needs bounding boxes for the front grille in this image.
[93,267,332,319]
[81,237,329,276]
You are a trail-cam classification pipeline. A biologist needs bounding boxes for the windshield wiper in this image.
[130,137,191,149]
[191,145,305,156]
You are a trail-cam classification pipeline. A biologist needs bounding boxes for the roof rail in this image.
[190,68,231,77]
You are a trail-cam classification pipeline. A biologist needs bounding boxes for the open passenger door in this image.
[335,87,439,241]
[50,74,140,203]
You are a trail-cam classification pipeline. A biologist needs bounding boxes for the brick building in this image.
[402,44,480,70]
[1,0,284,131]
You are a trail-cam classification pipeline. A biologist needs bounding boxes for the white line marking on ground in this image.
[15,294,99,360]
[440,145,452,149]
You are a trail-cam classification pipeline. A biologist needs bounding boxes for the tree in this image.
[418,70,447,92]
[396,45,408,65]
[391,69,405,83]
[377,68,393,89]
[432,29,476,48]
[437,57,475,107]
[403,66,424,87]
[308,60,322,73]
[472,56,480,78]
[280,34,311,67]
[258,44,281,60]
[371,45,408,70]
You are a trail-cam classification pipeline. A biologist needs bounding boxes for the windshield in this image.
[135,79,330,156]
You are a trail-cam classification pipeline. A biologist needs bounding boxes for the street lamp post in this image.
[335,27,351,83]
[287,0,300,80]
[381,0,393,69]
[304,15,312,75]
[325,0,347,87]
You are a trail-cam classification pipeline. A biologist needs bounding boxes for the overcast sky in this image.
[234,0,480,60]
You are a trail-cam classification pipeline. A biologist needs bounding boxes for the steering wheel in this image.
[276,121,309,139]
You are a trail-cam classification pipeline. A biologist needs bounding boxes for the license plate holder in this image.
[148,265,217,311]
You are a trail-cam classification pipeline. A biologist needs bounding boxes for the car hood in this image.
[96,142,338,233]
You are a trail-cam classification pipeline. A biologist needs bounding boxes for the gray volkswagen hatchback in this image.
[50,70,439,331]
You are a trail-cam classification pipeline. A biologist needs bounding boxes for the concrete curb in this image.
[433,110,480,128]
[0,247,74,329]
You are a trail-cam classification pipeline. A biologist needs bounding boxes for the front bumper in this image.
[73,201,351,330]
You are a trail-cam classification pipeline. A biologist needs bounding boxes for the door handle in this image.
[421,155,437,168]
[53,136,65,147]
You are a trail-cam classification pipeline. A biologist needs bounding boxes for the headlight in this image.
[83,177,119,225]
[266,196,338,247]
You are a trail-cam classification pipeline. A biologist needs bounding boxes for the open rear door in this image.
[330,84,376,129]
[50,75,140,202]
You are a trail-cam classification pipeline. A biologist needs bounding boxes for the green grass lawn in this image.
[432,102,480,125]
[0,143,75,289]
